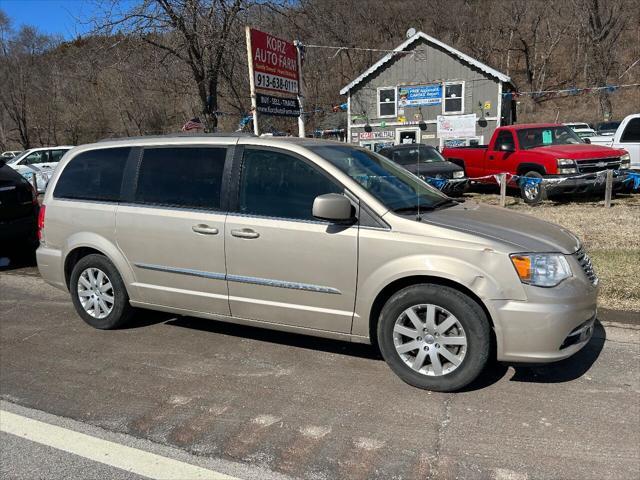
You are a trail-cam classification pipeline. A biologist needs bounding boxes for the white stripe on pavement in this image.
[0,410,239,480]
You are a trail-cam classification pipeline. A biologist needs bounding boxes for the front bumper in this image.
[544,172,626,195]
[442,179,469,195]
[488,275,598,363]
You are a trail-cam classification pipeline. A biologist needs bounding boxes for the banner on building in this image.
[256,93,300,117]
[437,114,477,138]
[249,28,299,95]
[398,85,442,107]
[359,131,395,140]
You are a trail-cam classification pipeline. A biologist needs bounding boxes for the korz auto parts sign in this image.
[249,28,299,95]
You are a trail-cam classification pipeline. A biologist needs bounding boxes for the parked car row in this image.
[441,122,634,203]
[4,146,74,192]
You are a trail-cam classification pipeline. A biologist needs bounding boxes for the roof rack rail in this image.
[97,132,256,143]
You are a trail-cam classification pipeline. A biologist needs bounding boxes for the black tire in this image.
[69,253,134,329]
[520,170,544,204]
[377,284,490,392]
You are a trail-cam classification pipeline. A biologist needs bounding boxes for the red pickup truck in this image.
[442,123,631,203]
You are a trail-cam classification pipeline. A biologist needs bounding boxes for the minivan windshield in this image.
[309,145,448,212]
[517,126,584,150]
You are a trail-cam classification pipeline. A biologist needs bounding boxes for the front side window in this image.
[378,87,397,117]
[493,131,515,151]
[24,151,47,165]
[621,118,640,142]
[238,149,342,221]
[54,147,129,201]
[517,126,583,150]
[444,82,464,114]
[309,145,447,213]
[135,147,226,210]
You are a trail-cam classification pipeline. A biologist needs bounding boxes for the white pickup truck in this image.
[590,114,640,170]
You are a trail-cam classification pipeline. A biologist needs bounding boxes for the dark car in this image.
[0,157,39,256]
[595,121,621,136]
[378,144,468,196]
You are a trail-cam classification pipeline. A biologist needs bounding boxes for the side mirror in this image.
[583,137,591,144]
[312,193,354,223]
[500,143,514,152]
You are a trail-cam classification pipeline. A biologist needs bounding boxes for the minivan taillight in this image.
[37,205,46,240]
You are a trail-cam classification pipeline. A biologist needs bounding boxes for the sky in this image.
[0,0,133,39]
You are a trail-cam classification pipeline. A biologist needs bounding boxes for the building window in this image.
[444,82,464,114]
[377,87,396,118]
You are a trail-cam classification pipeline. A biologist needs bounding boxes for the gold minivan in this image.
[36,135,598,391]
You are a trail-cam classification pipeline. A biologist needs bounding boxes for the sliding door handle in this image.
[231,228,260,239]
[192,224,219,235]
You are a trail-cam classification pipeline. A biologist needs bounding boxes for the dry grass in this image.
[465,191,640,312]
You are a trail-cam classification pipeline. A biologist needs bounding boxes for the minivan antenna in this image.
[416,140,422,221]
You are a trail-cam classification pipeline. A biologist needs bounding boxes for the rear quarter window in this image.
[54,147,130,201]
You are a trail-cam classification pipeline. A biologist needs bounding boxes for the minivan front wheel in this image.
[377,284,490,392]
[70,254,134,329]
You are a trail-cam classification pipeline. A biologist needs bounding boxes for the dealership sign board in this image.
[256,93,300,117]
[249,28,299,95]
[398,85,442,107]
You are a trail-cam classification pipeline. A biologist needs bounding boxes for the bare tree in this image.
[572,0,627,119]
[93,0,250,130]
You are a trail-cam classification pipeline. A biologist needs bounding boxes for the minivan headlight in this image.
[510,253,572,287]
[452,170,465,179]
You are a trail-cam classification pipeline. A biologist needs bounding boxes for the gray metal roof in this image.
[340,31,512,95]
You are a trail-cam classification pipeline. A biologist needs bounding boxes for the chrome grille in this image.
[576,157,620,174]
[575,248,598,286]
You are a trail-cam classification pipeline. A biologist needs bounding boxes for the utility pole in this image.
[245,26,259,135]
[295,40,305,138]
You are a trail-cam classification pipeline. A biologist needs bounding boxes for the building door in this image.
[396,128,420,145]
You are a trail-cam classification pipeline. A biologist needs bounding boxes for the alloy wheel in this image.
[393,304,467,376]
[77,267,114,319]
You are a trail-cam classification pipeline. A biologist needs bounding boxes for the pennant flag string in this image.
[503,83,639,98]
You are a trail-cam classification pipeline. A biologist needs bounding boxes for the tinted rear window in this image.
[135,147,227,210]
[54,147,130,201]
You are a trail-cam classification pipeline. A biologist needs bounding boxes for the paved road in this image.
[1,271,639,480]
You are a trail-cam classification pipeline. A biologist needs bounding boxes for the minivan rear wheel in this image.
[377,284,490,392]
[69,254,134,329]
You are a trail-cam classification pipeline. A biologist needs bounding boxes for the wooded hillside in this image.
[1,0,639,149]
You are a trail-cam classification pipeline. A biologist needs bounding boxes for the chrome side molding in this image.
[134,263,341,295]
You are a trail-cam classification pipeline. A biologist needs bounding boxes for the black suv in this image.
[378,144,468,196]
[0,157,39,256]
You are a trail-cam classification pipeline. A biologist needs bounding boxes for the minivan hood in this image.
[410,202,580,254]
[531,144,625,160]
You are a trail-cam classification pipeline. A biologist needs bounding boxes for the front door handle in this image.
[192,224,219,235]
[488,155,495,160]
[231,228,260,239]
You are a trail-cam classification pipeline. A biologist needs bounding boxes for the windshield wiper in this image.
[430,198,461,209]
[393,198,461,216]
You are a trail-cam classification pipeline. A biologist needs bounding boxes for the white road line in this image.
[0,410,239,480]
